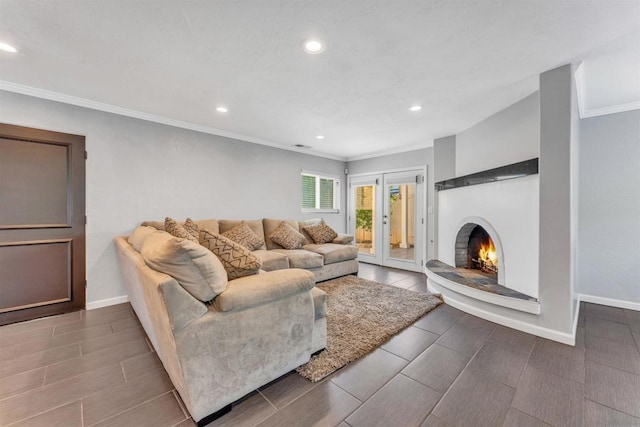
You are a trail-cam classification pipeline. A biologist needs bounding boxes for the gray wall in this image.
[0,91,347,304]
[538,64,578,334]
[456,92,540,176]
[434,135,456,182]
[347,148,435,260]
[578,109,640,303]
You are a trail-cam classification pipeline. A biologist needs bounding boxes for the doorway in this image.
[0,124,86,325]
[348,169,425,272]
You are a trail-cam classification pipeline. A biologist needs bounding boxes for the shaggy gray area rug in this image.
[296,275,443,382]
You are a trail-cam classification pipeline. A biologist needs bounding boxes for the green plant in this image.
[355,209,373,232]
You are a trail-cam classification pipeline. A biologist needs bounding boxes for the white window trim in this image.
[301,170,341,213]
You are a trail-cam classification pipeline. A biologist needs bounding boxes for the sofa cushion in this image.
[141,219,220,234]
[268,221,305,250]
[303,243,359,265]
[221,222,265,251]
[298,218,323,245]
[128,226,156,252]
[141,231,227,301]
[165,217,199,243]
[303,222,338,244]
[219,219,266,250]
[311,287,327,320]
[332,233,354,245]
[215,269,315,312]
[199,229,262,280]
[251,250,290,271]
[272,249,324,269]
[263,218,300,249]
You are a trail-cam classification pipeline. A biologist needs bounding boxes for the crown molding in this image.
[574,63,640,119]
[0,80,347,162]
[346,140,434,162]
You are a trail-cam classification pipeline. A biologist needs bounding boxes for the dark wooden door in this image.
[0,124,86,325]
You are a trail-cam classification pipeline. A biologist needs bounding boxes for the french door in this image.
[348,169,425,272]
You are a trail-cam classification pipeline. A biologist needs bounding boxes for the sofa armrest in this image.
[160,281,208,333]
[332,233,354,245]
[215,269,315,312]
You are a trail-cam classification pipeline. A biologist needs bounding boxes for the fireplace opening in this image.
[455,222,500,280]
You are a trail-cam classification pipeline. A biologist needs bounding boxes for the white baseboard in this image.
[86,295,129,311]
[579,294,640,312]
[428,279,575,345]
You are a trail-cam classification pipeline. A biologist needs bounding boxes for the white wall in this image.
[456,92,540,176]
[578,109,640,303]
[0,91,347,304]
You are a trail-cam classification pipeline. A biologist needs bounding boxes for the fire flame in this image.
[478,240,498,269]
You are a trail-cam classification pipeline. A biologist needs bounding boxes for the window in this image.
[301,171,340,212]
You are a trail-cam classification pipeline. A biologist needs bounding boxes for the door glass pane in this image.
[355,185,375,255]
[388,183,415,261]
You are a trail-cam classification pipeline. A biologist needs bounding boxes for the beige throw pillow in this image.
[304,222,338,244]
[141,231,227,301]
[221,222,265,251]
[199,229,262,280]
[183,218,200,241]
[128,226,156,252]
[269,221,305,249]
[165,217,199,243]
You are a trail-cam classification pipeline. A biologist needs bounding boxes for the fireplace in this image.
[455,224,497,276]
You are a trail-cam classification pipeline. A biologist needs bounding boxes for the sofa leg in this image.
[311,348,326,357]
[197,404,232,426]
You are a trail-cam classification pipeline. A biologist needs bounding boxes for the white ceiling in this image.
[0,1,639,161]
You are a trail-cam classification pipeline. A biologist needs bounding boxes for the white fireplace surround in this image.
[454,217,505,285]
[437,174,539,299]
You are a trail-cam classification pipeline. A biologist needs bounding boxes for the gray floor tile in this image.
[81,326,145,354]
[258,381,361,427]
[585,360,640,418]
[258,371,322,409]
[585,333,640,374]
[175,419,196,427]
[16,324,113,356]
[389,276,425,289]
[0,366,46,400]
[408,282,430,293]
[110,316,142,332]
[465,342,528,388]
[413,304,466,335]
[93,391,187,427]
[9,400,82,427]
[635,332,640,351]
[421,414,452,426]
[347,374,441,427]
[82,370,174,425]
[584,303,627,323]
[0,343,17,361]
[381,326,439,361]
[0,342,81,378]
[44,338,150,384]
[0,364,124,425]
[502,408,550,427]
[625,309,640,333]
[527,336,585,383]
[432,370,514,426]
[585,316,635,345]
[402,344,470,392]
[487,324,536,355]
[330,348,408,401]
[53,309,133,335]
[121,350,165,381]
[584,399,640,426]
[435,315,495,356]
[511,365,584,426]
[208,391,277,427]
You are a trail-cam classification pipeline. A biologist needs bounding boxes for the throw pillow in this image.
[221,222,265,251]
[165,217,198,243]
[269,221,305,249]
[303,222,338,244]
[183,217,200,241]
[199,229,262,280]
[141,231,227,301]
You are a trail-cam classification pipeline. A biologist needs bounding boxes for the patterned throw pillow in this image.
[221,222,265,251]
[269,221,305,249]
[183,218,200,241]
[199,229,262,280]
[165,217,199,243]
[303,222,338,244]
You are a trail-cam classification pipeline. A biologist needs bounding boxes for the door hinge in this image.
[85,215,87,225]
[85,280,88,288]
[84,151,88,160]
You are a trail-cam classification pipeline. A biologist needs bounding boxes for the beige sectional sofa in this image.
[114,218,357,425]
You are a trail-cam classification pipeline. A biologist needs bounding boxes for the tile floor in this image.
[1,263,640,426]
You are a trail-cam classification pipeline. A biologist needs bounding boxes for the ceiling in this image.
[0,1,638,161]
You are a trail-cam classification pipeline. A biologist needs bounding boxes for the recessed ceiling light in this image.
[302,39,325,55]
[409,105,423,112]
[315,135,325,140]
[0,42,18,53]
[216,106,228,113]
